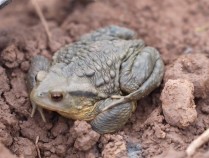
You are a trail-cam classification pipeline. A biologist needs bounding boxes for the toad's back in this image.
[52,39,145,96]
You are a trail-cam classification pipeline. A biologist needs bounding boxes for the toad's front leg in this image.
[27,55,50,122]
[90,98,136,134]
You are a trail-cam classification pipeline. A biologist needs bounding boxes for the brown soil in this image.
[161,79,197,128]
[0,0,209,158]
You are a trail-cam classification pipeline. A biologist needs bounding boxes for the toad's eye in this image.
[50,92,63,102]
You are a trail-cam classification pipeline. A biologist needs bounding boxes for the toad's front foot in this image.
[31,101,46,122]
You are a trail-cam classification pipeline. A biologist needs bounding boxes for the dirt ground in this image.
[0,0,209,158]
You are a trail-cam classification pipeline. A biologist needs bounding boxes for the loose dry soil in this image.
[0,0,209,158]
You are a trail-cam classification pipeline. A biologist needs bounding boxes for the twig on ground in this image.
[186,128,209,157]
[35,136,42,158]
[195,23,209,33]
[31,0,52,42]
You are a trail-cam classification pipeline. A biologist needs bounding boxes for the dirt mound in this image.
[0,0,209,157]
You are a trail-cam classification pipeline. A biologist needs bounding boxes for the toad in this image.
[27,26,164,134]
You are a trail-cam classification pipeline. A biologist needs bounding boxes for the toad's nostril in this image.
[37,92,44,97]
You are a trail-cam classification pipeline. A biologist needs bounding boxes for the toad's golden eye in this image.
[50,92,63,102]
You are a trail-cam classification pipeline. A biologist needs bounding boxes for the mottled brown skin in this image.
[27,26,164,134]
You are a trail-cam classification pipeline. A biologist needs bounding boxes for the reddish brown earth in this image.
[161,79,197,128]
[0,0,209,157]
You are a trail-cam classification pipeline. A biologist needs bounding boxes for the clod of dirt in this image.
[3,69,30,116]
[0,122,13,147]
[0,68,18,147]
[38,132,69,157]
[10,137,37,158]
[161,79,197,128]
[0,44,24,68]
[0,66,10,93]
[70,120,100,151]
[0,143,17,158]
[164,54,209,98]
[200,100,209,114]
[100,134,128,158]
[20,61,30,72]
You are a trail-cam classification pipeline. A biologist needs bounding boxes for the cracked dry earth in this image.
[0,0,209,158]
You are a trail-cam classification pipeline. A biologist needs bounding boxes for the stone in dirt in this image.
[160,79,197,128]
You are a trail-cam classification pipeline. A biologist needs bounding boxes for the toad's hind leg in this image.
[120,46,164,100]
[98,47,164,112]
[90,99,136,134]
[80,25,136,41]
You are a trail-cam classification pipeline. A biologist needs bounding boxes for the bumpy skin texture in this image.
[28,26,164,134]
